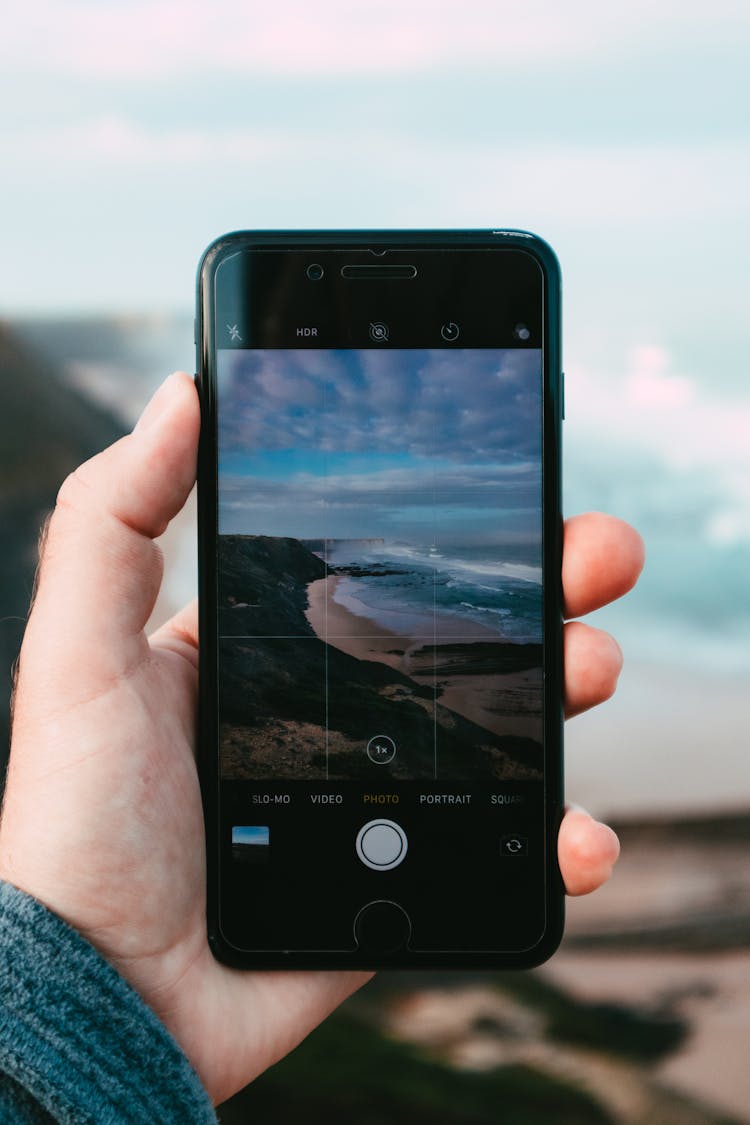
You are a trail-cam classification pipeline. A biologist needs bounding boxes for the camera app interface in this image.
[218,347,543,783]
[216,343,547,954]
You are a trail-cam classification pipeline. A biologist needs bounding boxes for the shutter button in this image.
[355,819,408,871]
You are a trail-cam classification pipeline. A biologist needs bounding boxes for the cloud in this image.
[221,461,540,504]
[216,348,543,536]
[1,115,293,165]
[218,348,542,462]
[566,346,750,545]
[5,113,745,234]
[6,1,747,80]
[219,466,541,538]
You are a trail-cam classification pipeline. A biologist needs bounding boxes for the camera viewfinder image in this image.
[217,347,544,784]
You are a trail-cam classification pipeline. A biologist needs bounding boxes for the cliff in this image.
[217,534,542,781]
[0,321,125,768]
[219,533,326,637]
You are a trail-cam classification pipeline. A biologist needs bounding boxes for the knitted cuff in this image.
[0,880,216,1125]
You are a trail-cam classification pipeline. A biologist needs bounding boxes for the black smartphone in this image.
[196,229,564,969]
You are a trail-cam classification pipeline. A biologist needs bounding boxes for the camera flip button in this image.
[356,819,408,871]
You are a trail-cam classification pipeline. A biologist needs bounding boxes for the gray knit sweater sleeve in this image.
[0,880,217,1124]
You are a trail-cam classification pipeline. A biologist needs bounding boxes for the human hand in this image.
[0,372,644,1105]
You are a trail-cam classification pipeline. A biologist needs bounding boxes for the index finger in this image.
[563,512,645,620]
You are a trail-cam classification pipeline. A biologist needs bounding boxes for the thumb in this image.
[17,372,199,711]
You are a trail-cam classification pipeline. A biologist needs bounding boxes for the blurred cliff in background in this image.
[0,322,124,755]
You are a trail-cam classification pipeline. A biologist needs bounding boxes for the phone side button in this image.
[354,900,412,955]
[561,371,565,420]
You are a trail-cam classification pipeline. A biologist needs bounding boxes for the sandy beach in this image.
[305,575,415,670]
[305,574,542,740]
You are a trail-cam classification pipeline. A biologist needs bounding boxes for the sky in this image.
[1,3,747,333]
[232,825,269,847]
[218,348,542,541]
[3,2,749,810]
[2,0,749,665]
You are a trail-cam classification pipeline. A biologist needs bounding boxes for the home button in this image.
[354,900,412,955]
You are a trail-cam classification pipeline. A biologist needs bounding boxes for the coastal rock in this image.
[218,534,543,781]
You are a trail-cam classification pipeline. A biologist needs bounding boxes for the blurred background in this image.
[1,2,748,1121]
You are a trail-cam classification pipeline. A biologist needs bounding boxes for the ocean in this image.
[323,540,542,644]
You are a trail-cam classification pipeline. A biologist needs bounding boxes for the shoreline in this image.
[305,575,435,669]
[305,574,542,739]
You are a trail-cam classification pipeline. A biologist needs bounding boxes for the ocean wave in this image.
[459,601,511,616]
[335,543,542,585]
[443,558,542,584]
[329,574,541,643]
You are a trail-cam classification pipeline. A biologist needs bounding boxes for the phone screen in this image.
[204,240,561,960]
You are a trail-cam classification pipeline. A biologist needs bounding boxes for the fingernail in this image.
[134,373,179,433]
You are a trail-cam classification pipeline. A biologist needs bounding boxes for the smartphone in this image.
[196,229,564,969]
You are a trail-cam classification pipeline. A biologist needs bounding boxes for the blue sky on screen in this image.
[232,826,270,847]
[217,349,541,460]
[217,348,542,539]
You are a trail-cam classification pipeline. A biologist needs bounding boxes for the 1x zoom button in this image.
[356,819,408,871]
